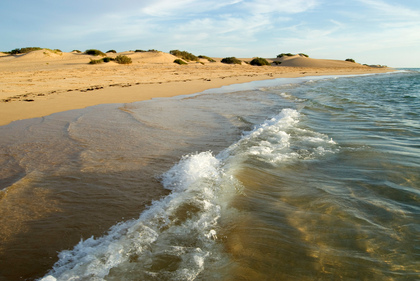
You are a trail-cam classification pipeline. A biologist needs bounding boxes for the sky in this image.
[1,0,419,67]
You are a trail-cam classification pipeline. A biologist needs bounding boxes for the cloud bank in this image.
[0,0,419,66]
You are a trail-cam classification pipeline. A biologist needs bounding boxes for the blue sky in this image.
[1,0,419,67]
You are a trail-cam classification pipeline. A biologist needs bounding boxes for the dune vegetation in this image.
[170,50,199,62]
[221,57,242,65]
[250,57,270,66]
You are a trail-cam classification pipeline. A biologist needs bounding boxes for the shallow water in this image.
[0,70,419,280]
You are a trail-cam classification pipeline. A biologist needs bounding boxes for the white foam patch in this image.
[223,108,338,164]
[40,151,233,281]
[40,109,337,280]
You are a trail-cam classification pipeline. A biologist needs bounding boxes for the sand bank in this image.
[0,50,392,126]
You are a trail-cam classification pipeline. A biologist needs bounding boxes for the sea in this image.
[0,69,419,281]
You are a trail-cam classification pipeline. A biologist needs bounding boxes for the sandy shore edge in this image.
[0,66,392,126]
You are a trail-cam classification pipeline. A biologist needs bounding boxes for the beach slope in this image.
[0,50,391,126]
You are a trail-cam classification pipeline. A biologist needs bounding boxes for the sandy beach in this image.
[0,50,391,126]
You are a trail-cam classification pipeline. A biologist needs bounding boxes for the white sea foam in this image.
[40,109,337,281]
[223,108,338,164]
[40,151,233,281]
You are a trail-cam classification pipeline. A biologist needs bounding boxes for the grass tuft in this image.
[198,55,216,62]
[170,50,199,61]
[277,53,309,58]
[8,47,42,55]
[89,59,104,64]
[250,57,270,66]
[277,53,295,58]
[174,59,187,65]
[85,49,106,56]
[135,49,160,53]
[221,57,242,65]
[114,55,132,64]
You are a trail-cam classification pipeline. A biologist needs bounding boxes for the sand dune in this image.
[0,49,392,126]
[274,55,364,68]
[121,51,178,64]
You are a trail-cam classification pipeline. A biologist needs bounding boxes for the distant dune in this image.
[272,54,364,68]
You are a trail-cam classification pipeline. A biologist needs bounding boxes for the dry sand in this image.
[0,50,392,126]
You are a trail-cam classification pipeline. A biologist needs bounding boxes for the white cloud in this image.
[357,0,420,19]
[141,0,243,17]
[141,0,196,16]
[165,13,272,50]
[243,0,319,14]
[1,0,419,66]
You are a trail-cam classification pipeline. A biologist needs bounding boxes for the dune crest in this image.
[274,55,362,68]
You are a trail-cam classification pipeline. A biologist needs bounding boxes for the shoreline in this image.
[0,55,393,126]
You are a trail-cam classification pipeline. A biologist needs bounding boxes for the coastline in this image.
[0,51,393,126]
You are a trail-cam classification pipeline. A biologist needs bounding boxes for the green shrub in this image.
[174,59,187,65]
[88,57,114,64]
[345,58,356,63]
[221,57,242,64]
[277,53,295,58]
[250,57,270,66]
[42,48,62,54]
[72,50,82,53]
[198,55,216,62]
[135,49,160,53]
[114,55,132,64]
[10,47,42,54]
[272,61,282,65]
[85,49,106,56]
[106,50,117,53]
[89,59,104,64]
[299,53,309,57]
[170,50,199,61]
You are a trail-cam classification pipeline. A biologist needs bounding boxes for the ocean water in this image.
[0,70,419,280]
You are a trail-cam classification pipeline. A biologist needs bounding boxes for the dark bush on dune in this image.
[345,58,356,63]
[221,57,242,65]
[135,49,160,53]
[174,59,187,65]
[89,59,104,64]
[9,47,42,54]
[7,47,62,55]
[198,55,216,62]
[277,53,295,58]
[85,49,106,56]
[250,57,270,66]
[277,53,309,59]
[170,50,199,61]
[114,55,132,64]
[89,55,131,65]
